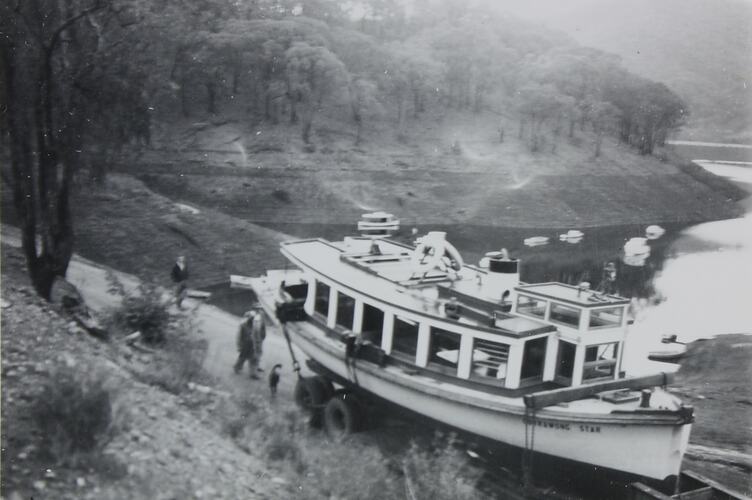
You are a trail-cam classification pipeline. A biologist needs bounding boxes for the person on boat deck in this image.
[369,240,382,255]
[444,297,462,320]
[171,255,189,309]
[278,280,293,302]
[234,309,266,379]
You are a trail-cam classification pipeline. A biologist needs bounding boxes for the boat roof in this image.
[516,283,629,307]
[361,211,396,219]
[280,237,555,339]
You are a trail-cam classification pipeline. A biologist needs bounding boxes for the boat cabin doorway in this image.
[555,340,576,386]
[520,337,547,385]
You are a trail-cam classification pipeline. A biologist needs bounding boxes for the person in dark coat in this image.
[234,311,257,378]
[268,364,282,399]
[171,255,189,308]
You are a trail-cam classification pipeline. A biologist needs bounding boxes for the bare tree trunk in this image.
[3,41,72,299]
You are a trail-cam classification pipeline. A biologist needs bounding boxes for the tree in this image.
[348,77,381,145]
[1,0,145,299]
[589,101,620,158]
[515,83,567,152]
[285,41,348,144]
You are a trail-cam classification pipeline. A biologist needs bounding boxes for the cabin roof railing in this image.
[515,282,630,307]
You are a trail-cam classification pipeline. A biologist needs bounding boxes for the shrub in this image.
[218,395,263,441]
[106,273,172,344]
[294,436,401,500]
[402,433,482,500]
[272,188,292,204]
[33,365,119,461]
[261,410,306,473]
[140,337,208,395]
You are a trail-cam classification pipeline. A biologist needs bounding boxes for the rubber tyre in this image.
[312,375,335,400]
[294,377,329,412]
[323,393,361,440]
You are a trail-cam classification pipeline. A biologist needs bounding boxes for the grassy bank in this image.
[127,112,744,229]
[674,335,752,494]
[69,174,289,288]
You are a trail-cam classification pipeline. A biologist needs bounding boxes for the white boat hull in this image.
[288,321,690,481]
[248,272,690,482]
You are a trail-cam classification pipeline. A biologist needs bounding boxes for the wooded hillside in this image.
[1,0,738,298]
[498,0,752,142]
[3,0,691,164]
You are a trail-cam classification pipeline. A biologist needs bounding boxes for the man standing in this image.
[171,255,189,309]
[234,309,266,379]
[234,311,256,377]
[250,307,266,375]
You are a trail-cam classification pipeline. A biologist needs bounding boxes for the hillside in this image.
[498,0,752,142]
[128,110,744,231]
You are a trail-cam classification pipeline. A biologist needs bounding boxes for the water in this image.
[624,159,752,374]
[668,141,752,163]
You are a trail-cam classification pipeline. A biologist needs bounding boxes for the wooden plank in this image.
[523,373,674,410]
[230,274,255,289]
[681,470,749,500]
[186,289,211,299]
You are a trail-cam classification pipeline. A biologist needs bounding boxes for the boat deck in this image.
[281,238,553,338]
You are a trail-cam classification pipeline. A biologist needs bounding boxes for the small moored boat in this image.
[523,236,550,247]
[559,229,584,241]
[624,237,651,257]
[246,228,693,483]
[645,225,666,240]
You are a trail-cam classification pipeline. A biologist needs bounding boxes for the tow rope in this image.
[522,406,537,488]
[281,324,302,380]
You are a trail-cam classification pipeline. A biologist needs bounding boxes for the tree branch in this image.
[47,0,107,54]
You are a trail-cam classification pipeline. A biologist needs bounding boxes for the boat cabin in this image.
[280,237,630,395]
[512,283,629,387]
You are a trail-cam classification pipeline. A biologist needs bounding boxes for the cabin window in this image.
[314,281,330,316]
[589,307,624,329]
[516,294,546,319]
[583,342,619,380]
[470,338,509,382]
[336,292,356,330]
[521,337,547,380]
[428,327,461,370]
[361,302,385,345]
[557,341,576,380]
[549,302,581,328]
[391,316,419,359]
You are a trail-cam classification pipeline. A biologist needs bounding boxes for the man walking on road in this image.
[234,309,266,379]
[171,255,189,308]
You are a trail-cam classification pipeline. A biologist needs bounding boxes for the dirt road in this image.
[0,224,305,398]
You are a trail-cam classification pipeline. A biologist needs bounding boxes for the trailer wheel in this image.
[324,393,362,439]
[294,377,329,412]
[312,375,335,400]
